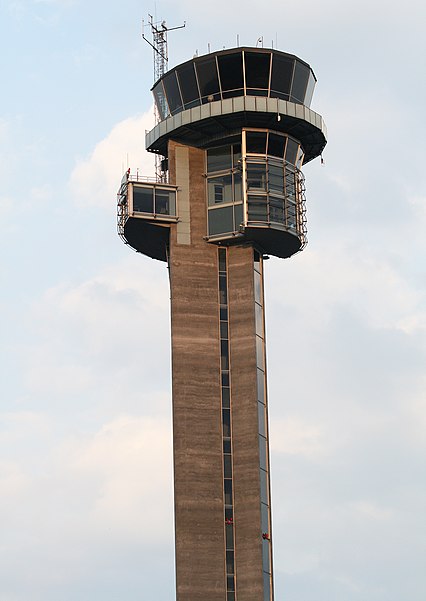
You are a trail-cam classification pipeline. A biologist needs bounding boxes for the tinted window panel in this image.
[268,133,286,159]
[163,71,183,114]
[207,146,232,172]
[222,409,231,437]
[234,203,243,229]
[221,340,229,371]
[222,386,230,408]
[226,524,234,550]
[176,62,200,107]
[233,172,242,201]
[196,57,220,100]
[256,335,264,370]
[245,52,271,89]
[223,438,231,453]
[259,434,267,470]
[218,52,243,91]
[226,550,235,574]
[224,479,233,505]
[208,206,234,235]
[224,454,232,479]
[255,302,263,336]
[285,138,298,165]
[208,174,233,206]
[271,54,294,97]
[261,502,269,533]
[155,189,175,215]
[263,573,271,601]
[133,186,153,213]
[257,368,265,403]
[247,164,267,191]
[262,539,271,573]
[258,401,266,437]
[291,61,310,103]
[260,468,268,503]
[152,82,169,119]
[246,131,267,154]
[305,72,316,107]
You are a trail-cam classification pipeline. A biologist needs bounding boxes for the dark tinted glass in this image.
[133,186,153,213]
[223,438,231,453]
[226,550,235,574]
[219,273,228,304]
[224,479,233,505]
[248,197,268,221]
[220,321,229,340]
[218,52,243,91]
[260,468,268,503]
[207,146,232,172]
[176,62,200,107]
[245,52,271,89]
[261,502,269,533]
[227,592,235,601]
[257,368,265,403]
[285,138,298,165]
[152,82,169,119]
[259,434,267,470]
[258,401,266,436]
[220,305,228,320]
[222,409,231,437]
[222,371,230,387]
[218,247,227,271]
[246,131,267,154]
[221,340,229,371]
[225,506,233,520]
[255,302,263,336]
[271,54,294,97]
[256,335,264,370]
[163,71,183,114]
[196,57,220,100]
[227,574,235,591]
[155,189,174,215]
[232,144,242,167]
[247,165,267,192]
[263,573,271,600]
[254,270,262,304]
[224,454,232,478]
[291,61,310,103]
[305,72,316,107]
[222,386,230,408]
[208,206,234,235]
[262,540,271,573]
[234,203,243,229]
[268,133,286,159]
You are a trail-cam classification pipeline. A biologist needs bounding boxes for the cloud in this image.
[69,111,156,210]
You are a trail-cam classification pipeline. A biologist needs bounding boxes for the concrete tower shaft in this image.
[117,46,327,601]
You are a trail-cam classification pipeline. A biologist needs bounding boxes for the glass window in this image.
[257,368,265,404]
[222,371,230,387]
[219,247,227,271]
[261,502,269,533]
[155,189,175,215]
[208,175,233,205]
[232,144,242,168]
[225,506,233,520]
[226,550,235,574]
[262,540,271,573]
[304,72,316,107]
[245,51,271,91]
[270,54,294,100]
[260,468,268,504]
[246,132,267,155]
[227,592,235,601]
[247,165,267,191]
[291,61,310,103]
[233,172,242,202]
[224,479,233,505]
[227,574,235,591]
[152,81,169,120]
[163,70,183,114]
[226,524,234,550]
[196,57,220,101]
[270,201,284,224]
[285,138,298,165]
[219,273,227,304]
[222,386,230,408]
[268,133,286,159]
[208,206,234,235]
[176,62,200,108]
[220,305,228,321]
[224,454,232,479]
[223,438,231,453]
[220,321,228,340]
[133,186,153,213]
[258,401,266,437]
[255,302,263,336]
[268,163,284,193]
[234,203,243,229]
[254,250,261,272]
[223,408,231,437]
[263,572,271,601]
[259,434,267,470]
[207,146,232,172]
[254,270,262,303]
[218,52,244,92]
[248,197,268,222]
[256,335,264,370]
[221,340,229,371]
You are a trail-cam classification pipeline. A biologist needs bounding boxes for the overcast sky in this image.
[1,1,425,600]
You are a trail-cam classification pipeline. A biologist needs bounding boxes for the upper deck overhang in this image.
[146,96,327,164]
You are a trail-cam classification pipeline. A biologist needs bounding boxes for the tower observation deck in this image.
[117,46,326,601]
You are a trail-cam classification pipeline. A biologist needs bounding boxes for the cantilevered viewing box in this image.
[117,46,327,601]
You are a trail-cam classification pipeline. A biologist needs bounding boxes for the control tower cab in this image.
[118,47,327,261]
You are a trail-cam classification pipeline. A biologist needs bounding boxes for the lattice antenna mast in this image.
[142,15,186,181]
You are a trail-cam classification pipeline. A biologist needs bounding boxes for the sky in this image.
[0,1,425,600]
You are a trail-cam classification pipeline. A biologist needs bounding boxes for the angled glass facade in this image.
[152,48,316,120]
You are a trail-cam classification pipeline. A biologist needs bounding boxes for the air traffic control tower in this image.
[117,47,326,601]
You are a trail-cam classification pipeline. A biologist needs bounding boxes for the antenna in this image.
[142,15,186,182]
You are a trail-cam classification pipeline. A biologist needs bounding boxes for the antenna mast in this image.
[142,15,186,182]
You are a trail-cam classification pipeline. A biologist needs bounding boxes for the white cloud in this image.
[69,111,156,210]
[270,417,330,459]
